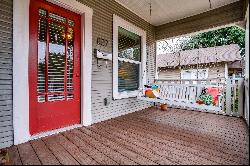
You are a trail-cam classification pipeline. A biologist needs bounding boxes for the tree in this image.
[182,26,245,55]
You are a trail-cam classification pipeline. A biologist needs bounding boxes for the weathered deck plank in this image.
[117,110,248,164]
[118,113,247,164]
[107,117,229,165]
[81,127,172,165]
[8,146,22,165]
[6,108,249,165]
[63,131,117,165]
[17,143,41,165]
[54,134,98,165]
[30,139,60,165]
[71,129,137,165]
[42,136,79,165]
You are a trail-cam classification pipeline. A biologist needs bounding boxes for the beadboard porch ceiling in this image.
[115,0,240,26]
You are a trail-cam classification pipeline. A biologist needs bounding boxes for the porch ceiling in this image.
[115,0,240,26]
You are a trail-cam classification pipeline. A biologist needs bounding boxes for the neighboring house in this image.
[228,60,245,78]
[157,44,243,80]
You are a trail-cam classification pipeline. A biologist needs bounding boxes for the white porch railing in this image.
[140,78,244,117]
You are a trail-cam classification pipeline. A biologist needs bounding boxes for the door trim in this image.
[13,0,93,145]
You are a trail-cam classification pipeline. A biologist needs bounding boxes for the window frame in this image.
[113,15,147,100]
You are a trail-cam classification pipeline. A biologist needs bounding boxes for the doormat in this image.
[0,149,9,165]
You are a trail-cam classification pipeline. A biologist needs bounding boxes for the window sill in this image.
[113,90,139,100]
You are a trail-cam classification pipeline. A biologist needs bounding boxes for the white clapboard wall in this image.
[85,0,156,124]
[0,0,13,149]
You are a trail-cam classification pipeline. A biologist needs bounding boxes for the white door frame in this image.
[13,0,93,145]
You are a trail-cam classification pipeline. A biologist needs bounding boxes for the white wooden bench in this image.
[138,83,224,113]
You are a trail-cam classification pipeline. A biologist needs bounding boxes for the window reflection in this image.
[118,27,141,92]
[37,9,76,102]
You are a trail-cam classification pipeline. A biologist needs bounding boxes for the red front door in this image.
[29,0,81,135]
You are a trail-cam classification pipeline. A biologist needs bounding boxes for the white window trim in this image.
[181,68,209,79]
[113,15,147,100]
[13,0,93,145]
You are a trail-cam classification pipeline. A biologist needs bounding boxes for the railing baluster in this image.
[232,79,236,116]
[226,79,232,116]
[238,78,244,117]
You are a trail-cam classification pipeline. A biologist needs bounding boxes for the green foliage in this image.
[182,26,245,55]
[196,94,213,106]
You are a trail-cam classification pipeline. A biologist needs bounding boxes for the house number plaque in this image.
[97,37,108,47]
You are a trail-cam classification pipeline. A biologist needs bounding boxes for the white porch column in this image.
[245,8,249,80]
[244,5,249,126]
[13,0,31,145]
[225,63,228,79]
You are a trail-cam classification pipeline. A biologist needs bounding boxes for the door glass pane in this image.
[67,94,74,100]
[37,18,47,94]
[118,61,140,92]
[67,28,74,92]
[36,10,77,102]
[118,27,141,62]
[38,95,45,103]
[68,19,75,26]
[48,94,65,101]
[48,22,65,93]
[39,9,47,17]
[49,13,66,23]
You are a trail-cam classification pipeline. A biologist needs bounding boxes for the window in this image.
[181,69,209,84]
[37,9,77,102]
[113,15,146,99]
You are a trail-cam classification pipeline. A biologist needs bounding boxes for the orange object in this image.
[207,87,222,106]
[145,89,155,98]
[160,104,168,111]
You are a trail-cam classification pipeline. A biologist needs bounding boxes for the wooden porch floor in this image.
[7,107,249,165]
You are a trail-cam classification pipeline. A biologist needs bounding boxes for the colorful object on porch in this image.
[207,87,223,106]
[160,104,168,111]
[144,85,160,98]
[196,94,213,106]
[0,149,9,165]
[196,87,222,106]
[201,87,208,95]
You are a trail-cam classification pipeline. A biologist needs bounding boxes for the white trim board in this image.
[112,15,147,100]
[13,0,93,145]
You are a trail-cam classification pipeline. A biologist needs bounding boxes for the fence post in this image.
[232,78,237,116]
[226,79,232,116]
